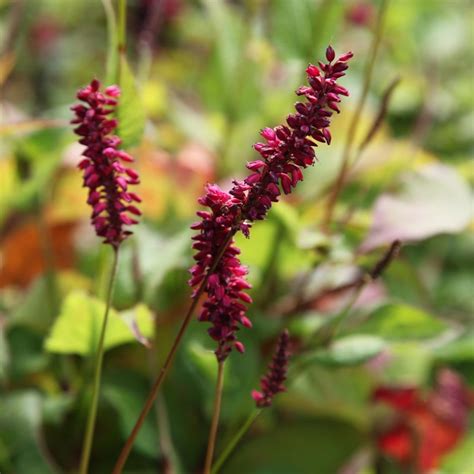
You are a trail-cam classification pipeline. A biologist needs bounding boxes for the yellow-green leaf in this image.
[44,291,153,355]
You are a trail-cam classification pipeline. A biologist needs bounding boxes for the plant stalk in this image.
[211,409,261,474]
[79,246,120,474]
[204,361,225,474]
[322,0,389,229]
[112,231,235,474]
[118,0,127,53]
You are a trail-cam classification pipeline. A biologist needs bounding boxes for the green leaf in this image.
[44,291,153,355]
[357,303,448,340]
[305,335,386,367]
[117,55,145,148]
[222,419,363,474]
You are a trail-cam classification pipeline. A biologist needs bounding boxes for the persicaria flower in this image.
[231,46,353,225]
[189,184,252,362]
[189,47,352,360]
[252,329,290,408]
[71,79,141,248]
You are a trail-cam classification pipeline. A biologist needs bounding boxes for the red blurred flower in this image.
[373,369,472,473]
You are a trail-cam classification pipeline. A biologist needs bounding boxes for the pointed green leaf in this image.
[44,291,153,355]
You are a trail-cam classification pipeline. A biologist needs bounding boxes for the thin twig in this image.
[112,231,235,474]
[204,361,225,474]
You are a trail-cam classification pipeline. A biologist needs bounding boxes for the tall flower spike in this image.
[231,46,353,227]
[189,185,252,362]
[252,329,290,408]
[71,79,141,248]
[190,47,351,359]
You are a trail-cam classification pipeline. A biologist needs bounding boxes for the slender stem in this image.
[79,246,120,474]
[328,278,367,342]
[204,361,226,474]
[112,231,235,474]
[118,0,127,53]
[211,409,261,474]
[322,0,389,229]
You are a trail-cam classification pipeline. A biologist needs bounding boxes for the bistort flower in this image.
[252,329,290,408]
[71,79,141,248]
[190,47,352,360]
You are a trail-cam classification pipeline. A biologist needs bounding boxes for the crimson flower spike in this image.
[252,329,290,408]
[189,46,352,361]
[231,46,353,226]
[71,79,141,248]
[189,185,252,362]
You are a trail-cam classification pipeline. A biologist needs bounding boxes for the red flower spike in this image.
[71,79,141,248]
[189,47,352,360]
[252,330,290,408]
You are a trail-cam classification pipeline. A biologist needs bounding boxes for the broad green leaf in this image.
[44,291,153,355]
[361,164,472,251]
[117,55,145,148]
[223,419,363,474]
[305,335,386,367]
[357,303,448,340]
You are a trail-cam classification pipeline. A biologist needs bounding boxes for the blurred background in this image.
[0,0,473,473]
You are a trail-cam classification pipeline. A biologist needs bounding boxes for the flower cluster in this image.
[190,47,351,359]
[71,79,141,248]
[231,46,353,224]
[189,185,252,361]
[252,329,290,408]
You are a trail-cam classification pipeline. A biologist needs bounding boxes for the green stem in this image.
[204,361,225,474]
[329,278,367,342]
[118,0,127,53]
[322,0,389,230]
[211,409,261,474]
[112,231,235,474]
[79,246,120,474]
